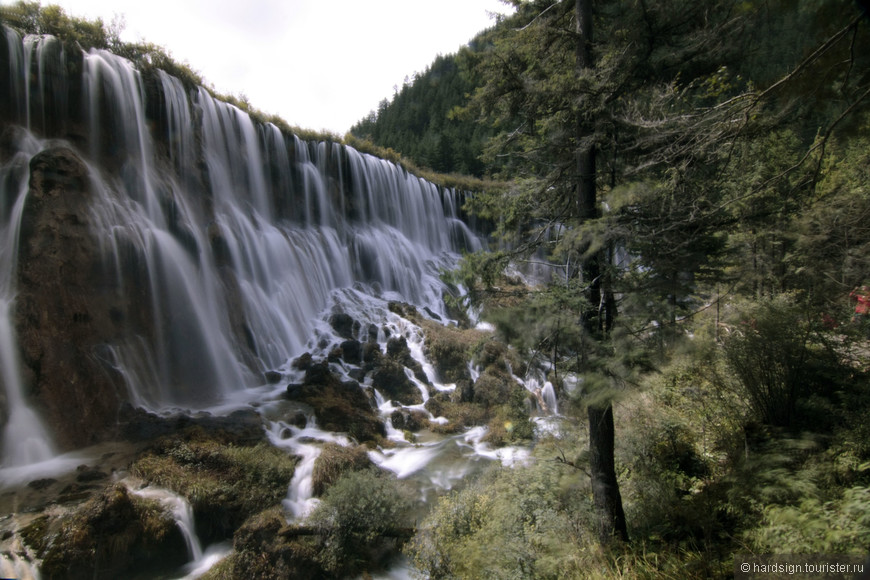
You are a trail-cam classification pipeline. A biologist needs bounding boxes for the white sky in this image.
[7,0,512,135]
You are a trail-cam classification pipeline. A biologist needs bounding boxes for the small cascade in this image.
[131,485,204,562]
[264,417,352,520]
[510,365,559,416]
[0,550,40,580]
[541,381,559,415]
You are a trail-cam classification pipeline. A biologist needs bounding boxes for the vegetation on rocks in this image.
[129,433,298,542]
[20,484,187,580]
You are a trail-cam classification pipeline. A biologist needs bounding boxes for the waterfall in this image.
[131,486,204,562]
[0,25,483,465]
[0,128,56,468]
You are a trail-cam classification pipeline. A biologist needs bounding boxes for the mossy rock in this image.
[311,442,373,497]
[286,361,386,443]
[473,366,521,409]
[425,392,489,434]
[22,484,187,580]
[130,438,297,543]
[370,358,423,406]
[385,336,429,384]
[200,506,325,580]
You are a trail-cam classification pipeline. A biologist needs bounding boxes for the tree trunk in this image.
[588,402,629,544]
[576,0,629,546]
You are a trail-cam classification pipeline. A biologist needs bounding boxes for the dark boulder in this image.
[285,361,384,444]
[340,339,363,365]
[328,312,359,340]
[371,359,422,406]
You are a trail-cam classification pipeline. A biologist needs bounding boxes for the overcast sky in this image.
[6,0,512,135]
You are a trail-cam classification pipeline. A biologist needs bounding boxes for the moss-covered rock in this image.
[473,365,519,409]
[286,361,386,444]
[21,484,187,580]
[425,392,489,434]
[129,436,297,543]
[200,506,325,580]
[311,442,372,497]
[370,358,423,405]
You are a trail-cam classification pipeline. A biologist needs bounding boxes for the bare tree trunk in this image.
[576,0,629,546]
[588,402,629,544]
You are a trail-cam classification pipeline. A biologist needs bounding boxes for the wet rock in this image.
[328,312,359,340]
[452,378,475,404]
[285,363,384,444]
[21,484,187,580]
[366,323,379,342]
[340,339,363,364]
[286,412,308,429]
[291,352,314,371]
[371,359,423,406]
[264,370,283,384]
[118,404,264,445]
[27,478,57,491]
[15,147,124,448]
[327,346,343,362]
[386,336,429,385]
[220,506,327,579]
[363,341,382,366]
[76,467,108,483]
[423,306,442,321]
[390,409,427,432]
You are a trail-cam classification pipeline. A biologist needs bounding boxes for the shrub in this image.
[747,485,870,554]
[407,464,587,579]
[305,469,414,575]
[722,295,817,427]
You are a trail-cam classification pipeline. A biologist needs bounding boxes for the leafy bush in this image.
[305,469,414,575]
[407,463,588,579]
[748,485,870,554]
[722,294,821,427]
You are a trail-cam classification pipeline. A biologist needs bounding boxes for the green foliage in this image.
[720,294,840,427]
[349,46,498,177]
[130,437,297,539]
[306,469,413,575]
[407,463,589,579]
[0,1,114,49]
[311,442,371,497]
[748,485,870,554]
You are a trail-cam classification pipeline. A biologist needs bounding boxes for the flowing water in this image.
[0,26,556,576]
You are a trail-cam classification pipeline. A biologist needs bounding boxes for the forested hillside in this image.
[349,36,494,176]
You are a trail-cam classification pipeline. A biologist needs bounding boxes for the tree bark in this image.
[576,0,629,546]
[588,402,629,544]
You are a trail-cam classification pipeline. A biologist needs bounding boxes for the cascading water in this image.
[0,128,56,468]
[0,23,482,461]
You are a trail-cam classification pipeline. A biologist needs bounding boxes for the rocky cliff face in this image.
[15,147,123,448]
